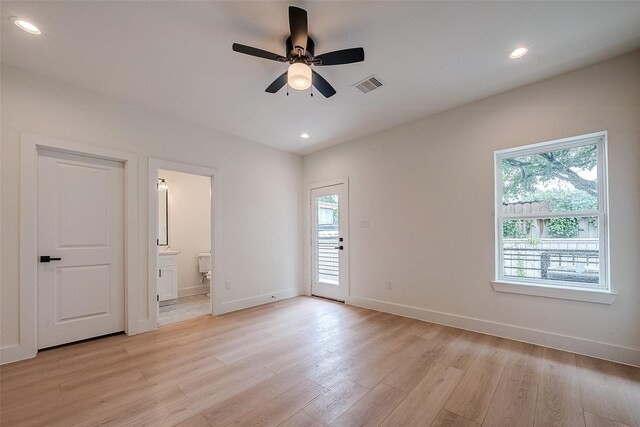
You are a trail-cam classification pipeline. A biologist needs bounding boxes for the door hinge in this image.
[159,268,162,278]
[157,295,159,302]
[157,239,159,246]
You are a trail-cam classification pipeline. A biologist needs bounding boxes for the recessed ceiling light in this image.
[14,18,41,35]
[509,47,528,59]
[300,133,310,139]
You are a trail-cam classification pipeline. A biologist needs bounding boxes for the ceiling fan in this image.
[232,6,365,98]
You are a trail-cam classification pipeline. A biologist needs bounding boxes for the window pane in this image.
[502,217,599,285]
[317,195,339,285]
[502,144,597,212]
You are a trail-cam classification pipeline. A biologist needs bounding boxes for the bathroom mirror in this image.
[158,178,168,246]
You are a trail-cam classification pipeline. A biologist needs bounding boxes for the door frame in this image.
[148,158,220,327]
[19,133,139,361]
[305,177,350,299]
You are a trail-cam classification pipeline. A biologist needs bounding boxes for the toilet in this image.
[198,251,212,282]
[198,252,212,297]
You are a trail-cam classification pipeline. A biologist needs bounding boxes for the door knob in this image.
[40,256,62,263]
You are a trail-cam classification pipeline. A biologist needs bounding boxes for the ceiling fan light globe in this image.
[288,63,312,90]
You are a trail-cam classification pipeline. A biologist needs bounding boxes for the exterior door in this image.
[311,183,349,301]
[37,149,125,349]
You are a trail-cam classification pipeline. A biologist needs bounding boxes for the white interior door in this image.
[37,149,125,349]
[311,183,349,301]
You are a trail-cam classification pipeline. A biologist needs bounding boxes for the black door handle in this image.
[40,256,62,263]
[334,246,344,250]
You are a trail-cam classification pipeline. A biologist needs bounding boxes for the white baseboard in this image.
[178,285,210,298]
[346,296,640,367]
[1,344,24,365]
[216,288,302,315]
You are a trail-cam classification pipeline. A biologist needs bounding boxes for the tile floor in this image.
[158,294,211,326]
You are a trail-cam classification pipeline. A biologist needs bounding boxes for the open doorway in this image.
[156,169,211,325]
[149,159,219,328]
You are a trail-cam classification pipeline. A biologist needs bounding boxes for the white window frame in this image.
[492,131,615,304]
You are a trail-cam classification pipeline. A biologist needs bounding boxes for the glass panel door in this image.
[311,183,348,301]
[316,195,339,285]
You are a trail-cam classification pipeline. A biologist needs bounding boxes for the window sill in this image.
[491,280,617,304]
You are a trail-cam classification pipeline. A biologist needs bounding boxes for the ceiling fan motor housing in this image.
[286,36,315,62]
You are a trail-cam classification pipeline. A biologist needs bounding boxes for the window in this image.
[318,207,336,225]
[494,132,611,300]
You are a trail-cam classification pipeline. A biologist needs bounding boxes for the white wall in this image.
[3,51,639,365]
[303,51,640,365]
[1,65,303,361]
[159,169,211,296]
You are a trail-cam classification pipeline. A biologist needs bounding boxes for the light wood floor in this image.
[1,296,639,427]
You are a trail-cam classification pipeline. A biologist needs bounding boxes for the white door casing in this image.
[13,133,138,365]
[37,149,125,349]
[311,182,349,302]
[147,158,220,326]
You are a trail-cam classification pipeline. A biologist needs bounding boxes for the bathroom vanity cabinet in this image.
[158,252,179,302]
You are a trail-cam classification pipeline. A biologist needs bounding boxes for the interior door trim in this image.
[305,177,350,299]
[15,133,139,364]
[147,158,220,327]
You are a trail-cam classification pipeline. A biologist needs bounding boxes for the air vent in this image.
[353,75,383,94]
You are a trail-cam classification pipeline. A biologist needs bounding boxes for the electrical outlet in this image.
[360,219,370,229]
[225,281,231,289]
[385,281,393,290]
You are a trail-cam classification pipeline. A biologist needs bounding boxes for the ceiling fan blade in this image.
[312,70,336,98]
[265,72,288,93]
[232,43,286,62]
[289,6,308,53]
[315,48,365,66]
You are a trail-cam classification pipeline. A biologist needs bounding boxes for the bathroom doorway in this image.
[148,159,219,328]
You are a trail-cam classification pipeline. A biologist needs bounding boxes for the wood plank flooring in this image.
[1,296,638,427]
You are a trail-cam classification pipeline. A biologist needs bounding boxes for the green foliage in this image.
[503,220,517,238]
[317,195,337,204]
[503,220,533,238]
[531,190,595,238]
[502,144,597,239]
[548,217,582,238]
[502,144,597,201]
[516,260,526,278]
[542,189,597,211]
[525,190,594,238]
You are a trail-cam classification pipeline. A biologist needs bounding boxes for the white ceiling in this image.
[2,1,640,154]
